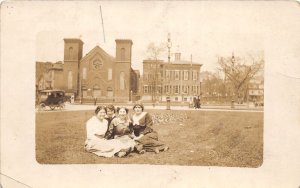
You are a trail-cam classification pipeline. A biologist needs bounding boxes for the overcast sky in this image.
[35,1,270,73]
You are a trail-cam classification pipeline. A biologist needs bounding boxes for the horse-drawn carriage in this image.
[37,90,70,110]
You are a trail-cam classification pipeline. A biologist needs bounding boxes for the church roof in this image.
[80,45,115,63]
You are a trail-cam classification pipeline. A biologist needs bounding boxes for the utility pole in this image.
[167,33,172,63]
[154,59,157,103]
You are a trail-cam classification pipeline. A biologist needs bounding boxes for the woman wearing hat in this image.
[130,103,169,154]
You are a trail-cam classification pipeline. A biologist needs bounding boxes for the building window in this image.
[92,59,103,69]
[108,68,112,80]
[182,86,188,94]
[174,85,179,94]
[164,85,170,94]
[68,71,72,89]
[157,85,162,94]
[166,70,170,80]
[175,97,178,101]
[107,87,113,97]
[192,85,197,94]
[157,73,161,80]
[192,71,198,80]
[175,71,180,80]
[120,72,125,90]
[82,68,87,80]
[93,85,101,97]
[143,74,148,81]
[184,70,189,80]
[143,85,148,94]
[69,47,73,60]
[121,48,125,61]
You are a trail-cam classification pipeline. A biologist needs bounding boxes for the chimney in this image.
[175,52,181,61]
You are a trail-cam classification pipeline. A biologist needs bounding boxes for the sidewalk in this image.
[36,103,263,112]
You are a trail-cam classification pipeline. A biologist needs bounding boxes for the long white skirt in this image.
[85,137,135,158]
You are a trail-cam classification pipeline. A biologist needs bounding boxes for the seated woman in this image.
[130,103,169,154]
[104,104,117,139]
[84,106,132,157]
[106,107,136,155]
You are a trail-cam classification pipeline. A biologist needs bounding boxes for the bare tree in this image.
[218,53,264,106]
[146,42,166,103]
[201,71,227,103]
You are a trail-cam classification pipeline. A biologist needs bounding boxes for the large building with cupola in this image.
[142,52,203,103]
[36,38,138,102]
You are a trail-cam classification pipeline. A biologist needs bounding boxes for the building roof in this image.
[80,45,115,63]
[115,39,133,44]
[143,59,164,63]
[143,59,202,66]
[63,38,84,45]
[171,60,202,66]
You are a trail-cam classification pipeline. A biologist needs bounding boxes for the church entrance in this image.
[93,85,101,98]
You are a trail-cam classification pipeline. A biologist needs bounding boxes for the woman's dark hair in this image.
[116,106,129,114]
[106,104,116,113]
[133,103,144,111]
[95,105,107,114]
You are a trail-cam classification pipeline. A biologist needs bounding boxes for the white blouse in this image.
[132,112,147,125]
[86,116,108,140]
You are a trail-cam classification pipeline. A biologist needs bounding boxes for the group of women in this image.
[84,103,169,158]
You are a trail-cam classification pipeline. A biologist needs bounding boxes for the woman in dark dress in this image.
[104,104,117,139]
[105,106,136,156]
[130,103,169,154]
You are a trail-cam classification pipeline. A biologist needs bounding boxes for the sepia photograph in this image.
[1,1,300,188]
[35,2,264,167]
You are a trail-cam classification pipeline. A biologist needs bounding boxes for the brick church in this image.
[36,38,139,102]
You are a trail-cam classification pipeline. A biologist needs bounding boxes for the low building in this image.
[248,77,264,102]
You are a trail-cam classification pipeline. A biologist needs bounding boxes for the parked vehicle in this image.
[37,90,68,110]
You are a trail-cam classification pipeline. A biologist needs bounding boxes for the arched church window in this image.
[121,48,125,61]
[108,68,112,80]
[69,47,73,60]
[68,71,72,89]
[120,72,125,90]
[82,68,87,79]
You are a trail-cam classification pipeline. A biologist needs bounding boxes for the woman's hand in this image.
[133,134,144,141]
[133,121,140,126]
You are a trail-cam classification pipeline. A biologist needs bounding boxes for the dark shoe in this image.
[139,149,145,154]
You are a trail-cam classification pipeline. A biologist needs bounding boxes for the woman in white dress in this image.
[84,106,132,157]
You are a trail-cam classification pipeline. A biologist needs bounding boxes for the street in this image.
[36,102,264,113]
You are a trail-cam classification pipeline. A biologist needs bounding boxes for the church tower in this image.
[114,39,133,101]
[63,38,84,96]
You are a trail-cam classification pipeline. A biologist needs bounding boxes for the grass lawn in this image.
[36,109,263,167]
